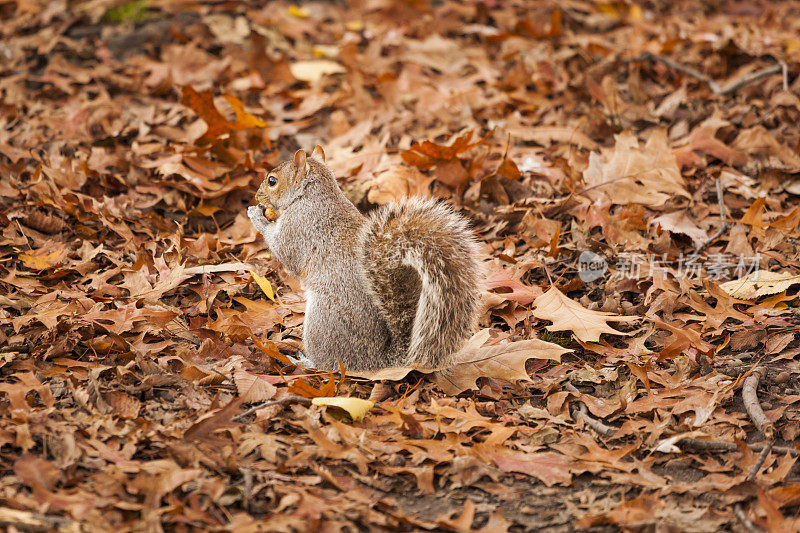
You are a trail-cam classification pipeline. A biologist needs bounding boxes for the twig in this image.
[630,52,721,93]
[677,438,800,457]
[734,503,760,533]
[742,367,775,441]
[630,52,786,96]
[695,178,729,253]
[564,383,616,437]
[717,64,782,95]
[243,468,253,512]
[780,60,789,91]
[747,441,773,481]
[232,395,312,421]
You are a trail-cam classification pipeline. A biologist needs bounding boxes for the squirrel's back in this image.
[360,198,483,368]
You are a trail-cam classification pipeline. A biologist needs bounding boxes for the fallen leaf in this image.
[289,60,346,82]
[583,130,689,206]
[250,270,275,301]
[312,397,374,421]
[234,370,278,403]
[533,286,639,342]
[434,329,569,395]
[719,271,800,300]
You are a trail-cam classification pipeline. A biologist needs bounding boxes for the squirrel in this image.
[247,146,483,371]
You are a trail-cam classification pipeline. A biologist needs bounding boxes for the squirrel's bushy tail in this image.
[361,198,483,368]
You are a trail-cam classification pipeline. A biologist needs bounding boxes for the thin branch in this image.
[629,52,720,93]
[717,64,782,95]
[564,383,616,437]
[630,52,786,96]
[734,503,760,533]
[747,441,773,481]
[742,367,775,441]
[780,60,789,91]
[677,438,800,457]
[232,395,312,421]
[695,177,729,253]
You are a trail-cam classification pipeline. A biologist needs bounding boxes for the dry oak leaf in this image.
[651,211,708,247]
[719,270,800,300]
[434,329,570,395]
[479,445,572,486]
[583,130,689,207]
[234,369,278,404]
[533,286,639,342]
[181,86,266,144]
[18,242,68,270]
[348,328,567,394]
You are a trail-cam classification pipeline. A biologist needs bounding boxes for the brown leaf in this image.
[434,329,569,395]
[532,286,639,342]
[583,130,689,206]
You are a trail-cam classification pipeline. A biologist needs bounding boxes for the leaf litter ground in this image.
[1,0,799,531]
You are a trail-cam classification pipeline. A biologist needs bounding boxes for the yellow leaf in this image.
[19,246,67,270]
[288,5,309,18]
[719,270,800,300]
[784,39,800,55]
[533,286,639,342]
[345,20,364,32]
[312,397,374,422]
[595,1,619,18]
[250,270,275,301]
[289,60,346,83]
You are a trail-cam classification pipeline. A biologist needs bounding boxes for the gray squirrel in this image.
[247,146,482,371]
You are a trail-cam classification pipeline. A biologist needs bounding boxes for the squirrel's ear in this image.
[292,149,307,174]
[311,145,326,163]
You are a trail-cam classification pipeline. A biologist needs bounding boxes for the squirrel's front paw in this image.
[247,205,266,223]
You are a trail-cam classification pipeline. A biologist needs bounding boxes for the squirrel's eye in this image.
[267,175,278,187]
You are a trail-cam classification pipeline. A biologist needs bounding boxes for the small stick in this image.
[747,441,773,481]
[630,52,786,96]
[232,395,312,421]
[695,177,729,253]
[677,438,800,457]
[780,60,789,91]
[742,367,775,441]
[630,52,721,93]
[564,383,616,437]
[243,467,253,512]
[717,64,782,95]
[734,504,760,533]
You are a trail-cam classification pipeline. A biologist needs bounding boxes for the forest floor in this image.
[1,0,800,531]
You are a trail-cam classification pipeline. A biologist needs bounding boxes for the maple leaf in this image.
[532,286,639,342]
[583,130,689,206]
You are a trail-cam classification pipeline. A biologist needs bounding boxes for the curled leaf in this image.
[312,397,374,421]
